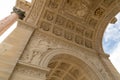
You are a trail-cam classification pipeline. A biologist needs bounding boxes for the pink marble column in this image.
[0,7,25,36]
[0,13,19,35]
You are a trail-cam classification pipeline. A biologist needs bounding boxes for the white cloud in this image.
[0,0,17,43]
[103,24,120,42]
[109,42,120,73]
[103,12,120,74]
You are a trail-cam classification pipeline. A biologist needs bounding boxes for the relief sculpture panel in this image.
[20,38,51,65]
[63,0,90,17]
[47,0,61,10]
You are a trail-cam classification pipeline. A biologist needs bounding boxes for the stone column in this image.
[0,7,28,80]
[0,7,25,36]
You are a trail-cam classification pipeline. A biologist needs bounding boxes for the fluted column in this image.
[0,7,25,36]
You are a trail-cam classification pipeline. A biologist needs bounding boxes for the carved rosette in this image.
[43,10,55,22]
[94,7,105,18]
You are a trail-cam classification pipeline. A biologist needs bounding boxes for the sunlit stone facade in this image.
[0,0,120,80]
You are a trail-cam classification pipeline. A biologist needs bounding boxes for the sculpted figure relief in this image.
[63,0,90,17]
[21,40,51,65]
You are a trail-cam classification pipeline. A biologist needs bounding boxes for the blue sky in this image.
[0,0,120,74]
[103,13,120,73]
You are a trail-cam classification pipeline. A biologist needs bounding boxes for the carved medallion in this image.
[66,20,75,30]
[94,7,105,18]
[40,21,51,31]
[53,26,63,36]
[47,0,61,9]
[55,15,66,26]
[75,35,84,45]
[44,10,55,22]
[64,31,73,41]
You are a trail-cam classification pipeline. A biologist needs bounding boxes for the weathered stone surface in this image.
[1,0,120,80]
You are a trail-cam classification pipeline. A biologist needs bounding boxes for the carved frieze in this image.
[20,38,51,65]
[27,0,45,23]
[63,0,90,18]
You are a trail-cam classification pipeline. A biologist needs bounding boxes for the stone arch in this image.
[95,2,120,53]
[39,48,104,80]
[46,54,100,80]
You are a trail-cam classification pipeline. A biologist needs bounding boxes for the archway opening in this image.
[47,54,100,80]
[102,12,120,73]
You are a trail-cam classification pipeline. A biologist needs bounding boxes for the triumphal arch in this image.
[0,0,120,80]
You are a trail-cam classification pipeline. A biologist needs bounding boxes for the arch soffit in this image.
[39,48,104,80]
[95,2,120,54]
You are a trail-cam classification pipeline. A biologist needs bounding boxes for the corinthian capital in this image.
[12,7,25,20]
